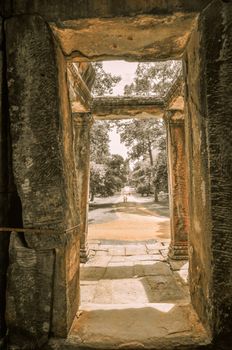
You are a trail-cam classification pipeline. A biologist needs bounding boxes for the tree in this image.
[89,122,127,200]
[117,118,165,165]
[89,154,128,200]
[104,154,128,194]
[90,120,111,163]
[89,162,107,201]
[89,62,122,200]
[117,118,168,201]
[92,62,121,96]
[131,160,153,197]
[124,61,181,97]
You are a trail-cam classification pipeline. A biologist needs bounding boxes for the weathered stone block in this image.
[6,233,55,349]
[184,0,232,339]
[165,111,189,260]
[5,14,81,341]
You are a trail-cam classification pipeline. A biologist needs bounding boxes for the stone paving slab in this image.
[124,254,165,262]
[146,242,166,250]
[85,256,112,267]
[80,266,106,281]
[81,284,97,304]
[125,245,147,256]
[144,275,189,303]
[147,249,162,254]
[110,256,126,263]
[45,241,210,350]
[142,261,173,276]
[59,303,210,350]
[108,247,126,256]
[77,241,196,349]
[95,250,109,256]
[108,261,134,267]
[174,270,189,285]
[169,260,189,271]
[103,265,134,280]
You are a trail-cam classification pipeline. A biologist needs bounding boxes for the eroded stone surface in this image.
[165,111,189,260]
[80,242,189,305]
[5,14,81,343]
[51,14,199,60]
[183,0,232,339]
[46,241,209,349]
[92,96,164,120]
[2,1,213,22]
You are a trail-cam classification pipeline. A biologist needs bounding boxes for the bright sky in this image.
[102,61,138,158]
[109,127,128,159]
[102,60,138,95]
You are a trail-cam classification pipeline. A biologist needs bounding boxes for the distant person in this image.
[123,195,127,203]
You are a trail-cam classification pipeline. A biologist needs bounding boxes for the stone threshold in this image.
[46,303,211,350]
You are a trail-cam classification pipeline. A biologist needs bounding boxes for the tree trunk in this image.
[154,188,159,202]
[148,140,154,166]
[90,191,95,202]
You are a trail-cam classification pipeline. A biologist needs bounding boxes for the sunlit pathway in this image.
[88,193,170,241]
[64,245,210,349]
[59,194,210,349]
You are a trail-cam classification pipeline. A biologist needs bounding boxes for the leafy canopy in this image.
[92,62,122,96]
[124,61,181,97]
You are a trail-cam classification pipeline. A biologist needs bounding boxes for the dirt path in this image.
[88,193,170,241]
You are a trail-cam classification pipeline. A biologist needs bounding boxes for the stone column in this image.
[5,14,81,347]
[184,1,232,340]
[73,113,93,262]
[165,110,189,260]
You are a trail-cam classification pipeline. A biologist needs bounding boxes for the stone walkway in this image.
[62,240,210,349]
[81,239,189,306]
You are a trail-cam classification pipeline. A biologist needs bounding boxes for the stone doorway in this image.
[1,1,232,348]
[74,98,203,348]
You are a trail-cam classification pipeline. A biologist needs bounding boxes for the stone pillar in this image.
[0,17,8,346]
[73,113,93,262]
[5,15,80,348]
[165,110,189,260]
[184,1,232,340]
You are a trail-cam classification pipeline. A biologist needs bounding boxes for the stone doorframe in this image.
[0,0,231,348]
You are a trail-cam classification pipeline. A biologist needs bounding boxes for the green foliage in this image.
[105,154,128,192]
[117,118,168,200]
[124,61,181,97]
[90,154,128,200]
[117,118,165,163]
[92,62,122,96]
[90,120,111,163]
[90,121,128,200]
[132,160,152,196]
[90,162,107,201]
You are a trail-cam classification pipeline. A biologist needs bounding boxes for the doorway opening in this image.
[4,3,231,347]
[70,61,207,348]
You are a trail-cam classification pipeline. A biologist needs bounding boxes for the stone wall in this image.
[1,1,213,62]
[184,0,232,342]
[0,16,8,343]
[1,1,213,22]
[5,14,81,346]
[0,0,231,348]
[0,16,23,346]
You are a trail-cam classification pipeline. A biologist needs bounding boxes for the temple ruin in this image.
[0,1,232,349]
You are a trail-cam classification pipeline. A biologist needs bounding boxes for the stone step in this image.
[46,303,211,350]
